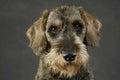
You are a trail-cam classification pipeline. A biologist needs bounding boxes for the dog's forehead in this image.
[47,7,82,25]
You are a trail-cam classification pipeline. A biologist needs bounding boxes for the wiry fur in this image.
[26,6,102,80]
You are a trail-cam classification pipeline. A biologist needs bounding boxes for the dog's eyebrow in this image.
[53,19,62,25]
[47,18,63,27]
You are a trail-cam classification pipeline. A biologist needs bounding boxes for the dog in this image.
[26,6,102,80]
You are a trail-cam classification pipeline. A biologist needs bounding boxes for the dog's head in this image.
[26,6,101,77]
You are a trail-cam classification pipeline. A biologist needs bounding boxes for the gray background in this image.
[0,0,120,80]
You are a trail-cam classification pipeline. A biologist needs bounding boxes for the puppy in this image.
[26,6,102,80]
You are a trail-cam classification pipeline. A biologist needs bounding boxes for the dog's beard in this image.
[45,42,89,78]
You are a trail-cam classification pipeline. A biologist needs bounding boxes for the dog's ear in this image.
[79,7,102,47]
[26,10,50,56]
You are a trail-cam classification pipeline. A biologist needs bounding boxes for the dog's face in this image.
[26,6,101,77]
[46,7,86,51]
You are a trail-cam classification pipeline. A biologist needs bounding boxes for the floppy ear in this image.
[79,7,102,47]
[26,10,50,56]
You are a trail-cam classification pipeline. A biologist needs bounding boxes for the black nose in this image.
[63,54,76,62]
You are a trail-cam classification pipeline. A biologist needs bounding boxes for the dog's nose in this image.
[63,54,76,62]
[62,51,76,62]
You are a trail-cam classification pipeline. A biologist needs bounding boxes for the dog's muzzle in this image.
[61,35,77,62]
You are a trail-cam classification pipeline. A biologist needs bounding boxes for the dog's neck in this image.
[40,67,93,80]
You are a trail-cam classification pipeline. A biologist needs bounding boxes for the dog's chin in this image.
[49,62,81,78]
[46,53,82,78]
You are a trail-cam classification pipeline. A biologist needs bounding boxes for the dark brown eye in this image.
[48,25,58,37]
[73,21,83,31]
[49,26,57,33]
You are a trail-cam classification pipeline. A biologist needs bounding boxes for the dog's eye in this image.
[49,26,58,34]
[72,21,83,31]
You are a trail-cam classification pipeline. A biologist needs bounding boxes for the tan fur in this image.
[26,10,49,55]
[26,6,102,80]
[79,7,102,46]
